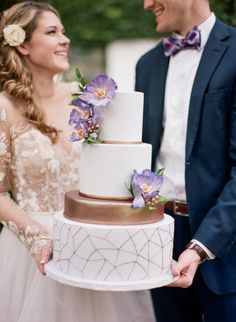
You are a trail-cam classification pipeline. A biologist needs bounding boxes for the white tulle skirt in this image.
[0,212,155,322]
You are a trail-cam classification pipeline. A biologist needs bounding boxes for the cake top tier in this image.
[98,91,144,143]
[69,71,144,143]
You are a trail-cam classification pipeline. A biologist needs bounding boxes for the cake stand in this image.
[45,260,178,291]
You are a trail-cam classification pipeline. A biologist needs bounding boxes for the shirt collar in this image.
[198,12,216,49]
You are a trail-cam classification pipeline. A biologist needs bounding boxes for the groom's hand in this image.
[168,249,201,288]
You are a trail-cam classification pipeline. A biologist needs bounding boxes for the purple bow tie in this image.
[163,26,201,57]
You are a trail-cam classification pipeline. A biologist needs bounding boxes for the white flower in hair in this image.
[3,24,26,47]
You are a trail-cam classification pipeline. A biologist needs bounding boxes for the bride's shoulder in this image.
[0,92,21,123]
[0,92,16,113]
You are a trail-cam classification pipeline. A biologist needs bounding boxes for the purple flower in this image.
[69,70,118,143]
[69,98,100,142]
[130,169,163,208]
[80,74,117,107]
[69,109,83,128]
[70,127,88,141]
[69,100,92,126]
[72,98,91,109]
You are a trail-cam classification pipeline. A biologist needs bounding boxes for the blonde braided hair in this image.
[0,1,61,143]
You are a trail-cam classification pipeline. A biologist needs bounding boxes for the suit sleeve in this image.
[193,85,236,258]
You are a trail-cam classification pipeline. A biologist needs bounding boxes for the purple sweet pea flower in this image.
[69,109,84,128]
[72,98,91,109]
[132,194,146,208]
[131,169,163,208]
[70,127,88,141]
[69,100,93,127]
[69,98,99,140]
[80,74,118,107]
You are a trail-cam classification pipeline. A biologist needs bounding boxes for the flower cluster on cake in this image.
[69,69,117,143]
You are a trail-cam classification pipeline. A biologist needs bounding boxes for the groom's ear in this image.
[16,43,30,56]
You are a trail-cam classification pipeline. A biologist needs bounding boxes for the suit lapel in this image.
[186,20,230,161]
[149,47,169,139]
[148,46,169,167]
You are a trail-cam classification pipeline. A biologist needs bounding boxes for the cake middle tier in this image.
[80,143,152,199]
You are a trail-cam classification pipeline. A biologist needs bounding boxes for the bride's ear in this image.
[16,43,29,56]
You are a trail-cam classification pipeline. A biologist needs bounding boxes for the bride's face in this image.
[21,11,70,75]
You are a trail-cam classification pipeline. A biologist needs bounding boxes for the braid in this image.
[0,2,60,143]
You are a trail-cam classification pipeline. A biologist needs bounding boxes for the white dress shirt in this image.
[156,13,216,259]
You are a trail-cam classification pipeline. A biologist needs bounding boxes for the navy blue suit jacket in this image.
[135,19,236,295]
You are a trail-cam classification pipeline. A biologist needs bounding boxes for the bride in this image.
[0,2,155,322]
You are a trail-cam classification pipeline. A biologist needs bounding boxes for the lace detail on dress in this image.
[0,104,80,254]
[0,108,11,186]
[0,187,52,256]
[0,106,80,212]
[4,220,51,255]
[10,129,79,212]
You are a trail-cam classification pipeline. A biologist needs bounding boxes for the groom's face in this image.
[143,0,207,36]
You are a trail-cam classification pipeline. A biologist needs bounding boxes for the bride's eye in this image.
[47,29,56,35]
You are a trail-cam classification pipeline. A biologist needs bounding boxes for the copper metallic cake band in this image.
[64,190,164,225]
[102,140,142,144]
[79,191,133,201]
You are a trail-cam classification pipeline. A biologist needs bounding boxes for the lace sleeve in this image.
[0,107,11,193]
[0,107,51,266]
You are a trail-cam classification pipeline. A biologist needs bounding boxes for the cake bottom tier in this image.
[51,213,174,287]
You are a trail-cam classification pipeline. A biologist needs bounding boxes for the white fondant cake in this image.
[46,91,175,290]
[98,91,144,142]
[80,143,152,199]
[52,213,174,285]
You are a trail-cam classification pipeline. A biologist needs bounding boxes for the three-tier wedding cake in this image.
[46,77,175,291]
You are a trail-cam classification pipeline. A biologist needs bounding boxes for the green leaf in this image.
[85,136,101,144]
[156,168,165,176]
[158,196,168,205]
[124,182,133,196]
[76,68,86,87]
[71,93,81,100]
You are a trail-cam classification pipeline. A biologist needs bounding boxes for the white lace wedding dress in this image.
[0,106,155,322]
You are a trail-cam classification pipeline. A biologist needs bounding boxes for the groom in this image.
[135,1,236,322]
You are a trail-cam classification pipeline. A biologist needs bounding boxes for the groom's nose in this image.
[144,0,156,10]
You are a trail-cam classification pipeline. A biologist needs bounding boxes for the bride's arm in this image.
[0,106,52,274]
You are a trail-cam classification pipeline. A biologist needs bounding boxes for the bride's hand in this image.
[32,238,53,275]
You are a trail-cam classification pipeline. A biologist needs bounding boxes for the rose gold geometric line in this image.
[56,258,71,273]
[86,233,122,249]
[140,228,161,253]
[55,222,174,281]
[126,260,146,280]
[124,230,142,253]
[103,265,124,281]
[108,230,138,249]
[81,234,121,278]
[89,258,107,279]
[57,225,86,274]
[122,260,148,281]
[76,235,152,281]
[80,228,168,278]
[69,260,87,278]
[73,235,90,256]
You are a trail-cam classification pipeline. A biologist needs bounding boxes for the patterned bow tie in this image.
[163,26,201,57]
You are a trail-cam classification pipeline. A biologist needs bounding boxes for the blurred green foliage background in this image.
[0,0,235,48]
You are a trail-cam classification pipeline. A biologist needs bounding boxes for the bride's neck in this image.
[31,71,60,102]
